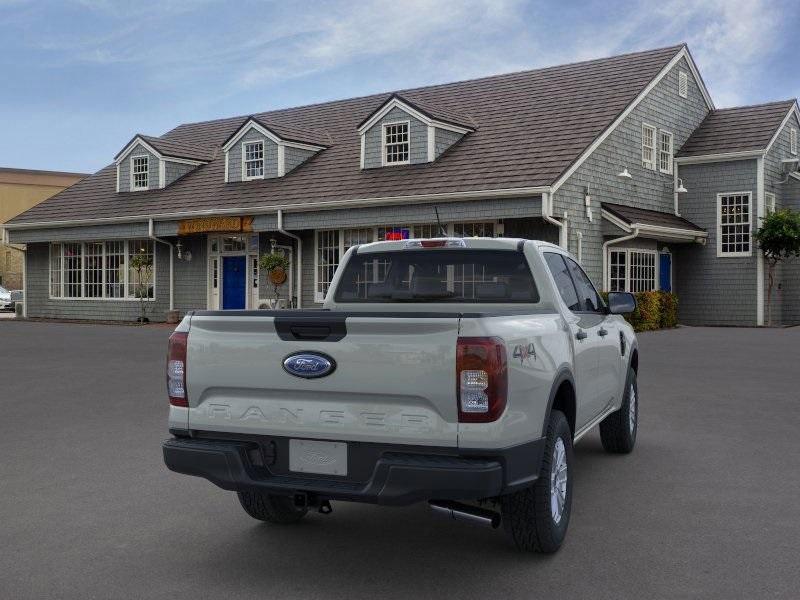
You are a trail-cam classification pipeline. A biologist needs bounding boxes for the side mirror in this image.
[607,291,636,315]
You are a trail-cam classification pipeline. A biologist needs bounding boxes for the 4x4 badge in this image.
[513,343,537,365]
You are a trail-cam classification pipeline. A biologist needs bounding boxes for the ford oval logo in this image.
[282,352,336,379]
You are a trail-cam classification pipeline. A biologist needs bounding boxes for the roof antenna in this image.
[434,206,447,237]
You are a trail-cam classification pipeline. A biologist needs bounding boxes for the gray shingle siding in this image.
[764,110,800,325]
[226,128,279,182]
[554,58,709,287]
[284,146,317,174]
[434,128,463,159]
[172,235,208,314]
[25,241,171,322]
[164,161,195,186]
[9,223,150,244]
[674,160,758,326]
[118,143,159,192]
[281,197,541,230]
[363,107,427,168]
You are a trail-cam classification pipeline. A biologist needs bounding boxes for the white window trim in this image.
[642,123,657,171]
[130,155,150,191]
[381,120,411,167]
[241,140,266,181]
[678,70,688,99]
[606,248,659,293]
[716,191,753,258]
[312,221,504,303]
[659,130,674,174]
[790,127,798,155]
[48,240,156,301]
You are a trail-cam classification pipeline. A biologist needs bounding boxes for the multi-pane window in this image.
[131,156,149,190]
[718,193,752,256]
[791,128,797,155]
[608,249,657,293]
[609,250,627,292]
[128,239,154,299]
[84,242,104,298]
[383,122,410,165]
[642,123,656,170]
[105,241,126,298]
[765,192,776,215]
[49,240,155,299]
[659,131,674,174]
[49,244,61,297]
[678,70,688,98]
[315,222,500,302]
[243,141,264,178]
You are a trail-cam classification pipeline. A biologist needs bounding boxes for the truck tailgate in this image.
[186,313,460,446]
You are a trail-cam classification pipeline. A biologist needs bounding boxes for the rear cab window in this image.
[334,249,539,303]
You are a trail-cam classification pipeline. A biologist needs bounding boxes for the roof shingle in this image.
[603,202,705,232]
[11,45,686,225]
[677,100,797,157]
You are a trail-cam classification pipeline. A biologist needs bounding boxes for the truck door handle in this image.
[576,330,588,340]
[598,328,609,337]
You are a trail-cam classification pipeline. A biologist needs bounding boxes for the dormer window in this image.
[383,122,410,165]
[131,156,149,190]
[243,141,265,179]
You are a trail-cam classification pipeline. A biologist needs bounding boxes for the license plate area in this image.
[289,439,348,476]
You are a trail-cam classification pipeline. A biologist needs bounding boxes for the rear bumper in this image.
[163,434,545,506]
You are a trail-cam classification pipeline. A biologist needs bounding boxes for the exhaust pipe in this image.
[429,500,501,529]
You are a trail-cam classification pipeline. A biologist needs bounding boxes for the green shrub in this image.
[601,290,678,332]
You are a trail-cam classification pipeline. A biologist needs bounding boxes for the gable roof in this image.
[356,93,475,132]
[221,116,331,150]
[602,202,705,232]
[114,134,216,163]
[10,44,690,226]
[677,100,798,158]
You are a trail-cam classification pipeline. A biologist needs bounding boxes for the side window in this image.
[544,253,580,311]
[564,257,603,312]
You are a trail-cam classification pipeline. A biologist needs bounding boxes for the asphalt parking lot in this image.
[1,321,798,599]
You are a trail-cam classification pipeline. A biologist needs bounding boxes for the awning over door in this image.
[601,202,707,243]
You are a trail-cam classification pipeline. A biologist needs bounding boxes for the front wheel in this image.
[237,490,308,524]
[500,409,573,553]
[599,367,638,453]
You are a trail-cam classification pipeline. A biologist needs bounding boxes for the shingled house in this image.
[3,44,799,325]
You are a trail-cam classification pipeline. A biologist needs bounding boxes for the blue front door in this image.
[222,256,246,309]
[659,253,672,292]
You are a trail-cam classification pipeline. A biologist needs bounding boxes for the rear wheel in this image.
[500,410,573,553]
[599,367,638,454]
[237,490,308,524]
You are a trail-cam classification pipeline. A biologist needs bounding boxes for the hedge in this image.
[601,290,678,332]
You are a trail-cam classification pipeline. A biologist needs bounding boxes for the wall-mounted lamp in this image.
[175,240,192,262]
[675,178,688,194]
[617,167,633,180]
[584,185,593,222]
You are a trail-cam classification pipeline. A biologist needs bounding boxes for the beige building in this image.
[1,168,87,289]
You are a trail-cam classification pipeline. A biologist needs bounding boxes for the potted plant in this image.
[129,251,154,323]
[259,252,291,309]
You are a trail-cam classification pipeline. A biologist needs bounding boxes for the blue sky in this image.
[1,0,798,173]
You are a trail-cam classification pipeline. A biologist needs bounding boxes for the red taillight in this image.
[167,331,188,407]
[456,337,507,423]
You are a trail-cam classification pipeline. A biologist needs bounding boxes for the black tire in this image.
[500,410,573,553]
[599,367,638,454]
[237,490,308,524]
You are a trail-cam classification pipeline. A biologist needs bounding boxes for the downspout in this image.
[673,162,681,216]
[602,228,639,292]
[148,219,174,311]
[277,209,302,308]
[541,192,566,248]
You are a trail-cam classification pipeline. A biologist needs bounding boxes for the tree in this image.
[129,251,154,323]
[754,208,800,326]
[259,252,291,308]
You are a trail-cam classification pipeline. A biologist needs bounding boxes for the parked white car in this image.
[0,285,13,311]
[163,238,639,552]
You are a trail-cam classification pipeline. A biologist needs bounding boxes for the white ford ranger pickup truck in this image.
[163,238,639,553]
